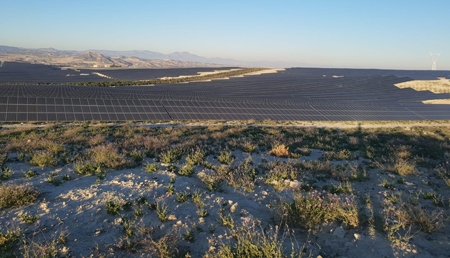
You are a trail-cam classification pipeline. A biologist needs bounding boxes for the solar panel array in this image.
[1,65,450,121]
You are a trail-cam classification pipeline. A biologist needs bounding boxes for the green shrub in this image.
[278,190,359,229]
[105,200,122,215]
[145,163,158,173]
[0,226,20,254]
[186,148,205,166]
[0,184,40,209]
[24,170,38,179]
[160,149,182,164]
[0,167,12,180]
[178,164,195,176]
[218,150,234,165]
[29,151,57,168]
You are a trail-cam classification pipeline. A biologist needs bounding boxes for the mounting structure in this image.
[430,52,441,70]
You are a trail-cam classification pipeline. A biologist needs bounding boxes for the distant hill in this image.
[0,45,312,68]
[0,46,225,68]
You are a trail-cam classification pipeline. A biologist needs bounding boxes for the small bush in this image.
[277,190,359,229]
[89,143,128,169]
[0,167,12,180]
[186,148,205,166]
[19,212,38,224]
[29,151,57,168]
[178,164,195,177]
[0,184,40,209]
[394,159,417,176]
[157,202,169,222]
[106,200,122,215]
[176,191,189,203]
[268,144,289,158]
[160,149,182,164]
[145,163,158,173]
[0,226,20,254]
[24,170,38,179]
[218,150,234,165]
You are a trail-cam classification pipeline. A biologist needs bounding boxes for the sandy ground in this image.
[422,99,450,105]
[1,144,449,257]
[395,80,450,94]
[158,68,284,81]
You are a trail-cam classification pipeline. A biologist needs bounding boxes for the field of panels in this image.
[1,63,450,122]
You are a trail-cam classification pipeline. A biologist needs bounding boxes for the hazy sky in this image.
[1,0,449,69]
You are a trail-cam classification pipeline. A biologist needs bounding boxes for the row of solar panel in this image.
[0,113,169,121]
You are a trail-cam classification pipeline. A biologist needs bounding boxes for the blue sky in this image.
[1,0,449,69]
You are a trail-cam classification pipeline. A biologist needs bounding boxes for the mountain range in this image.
[0,45,309,68]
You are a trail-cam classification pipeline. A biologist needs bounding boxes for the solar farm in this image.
[0,62,449,122]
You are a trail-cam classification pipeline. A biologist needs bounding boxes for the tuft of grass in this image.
[186,148,205,166]
[160,149,182,164]
[176,191,189,203]
[157,202,169,222]
[19,212,38,224]
[393,159,417,176]
[0,226,20,254]
[0,167,13,180]
[218,150,234,165]
[145,163,158,173]
[178,164,195,177]
[0,184,40,209]
[277,190,359,229]
[24,170,38,179]
[29,151,57,168]
[105,200,122,215]
[268,144,289,158]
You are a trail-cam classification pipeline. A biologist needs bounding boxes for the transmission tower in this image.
[430,52,441,70]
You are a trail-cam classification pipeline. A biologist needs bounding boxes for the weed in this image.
[197,207,209,217]
[47,173,61,186]
[184,228,195,242]
[105,200,122,215]
[394,159,417,176]
[29,151,57,168]
[0,226,20,254]
[19,212,38,224]
[157,202,169,222]
[145,163,158,173]
[269,144,289,158]
[0,184,40,209]
[380,179,395,190]
[178,164,195,176]
[186,148,205,166]
[166,184,175,195]
[219,211,235,228]
[0,167,12,180]
[176,191,189,203]
[218,150,234,165]
[278,190,359,229]
[24,170,38,179]
[160,149,182,164]
[134,207,144,217]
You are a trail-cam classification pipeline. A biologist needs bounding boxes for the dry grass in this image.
[0,184,40,209]
[268,144,289,158]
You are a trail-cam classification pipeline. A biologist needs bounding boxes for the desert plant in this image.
[277,190,359,229]
[157,202,169,222]
[29,151,57,168]
[0,226,20,254]
[0,184,40,209]
[24,170,38,179]
[176,191,189,203]
[19,212,38,224]
[105,200,122,215]
[160,149,182,164]
[268,144,289,158]
[145,163,157,173]
[0,167,12,180]
[178,164,195,177]
[393,159,417,176]
[186,148,205,166]
[218,150,234,165]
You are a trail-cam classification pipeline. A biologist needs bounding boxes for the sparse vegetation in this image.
[0,184,40,209]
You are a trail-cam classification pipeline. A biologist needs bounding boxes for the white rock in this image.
[333,226,345,239]
[354,233,364,241]
[168,215,177,221]
[230,202,238,213]
[289,180,300,189]
[262,191,268,196]
[176,221,182,226]
[199,217,205,224]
